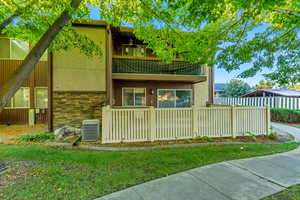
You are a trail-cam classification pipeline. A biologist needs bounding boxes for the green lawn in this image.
[263,185,300,200]
[0,143,298,200]
[293,125,300,129]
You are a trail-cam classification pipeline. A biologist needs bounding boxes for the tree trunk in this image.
[0,0,82,112]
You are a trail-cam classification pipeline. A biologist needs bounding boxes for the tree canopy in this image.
[222,79,252,97]
[0,0,299,111]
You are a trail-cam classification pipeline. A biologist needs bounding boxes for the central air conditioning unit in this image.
[82,120,100,141]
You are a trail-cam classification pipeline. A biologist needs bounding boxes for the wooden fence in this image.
[101,106,270,143]
[215,97,300,110]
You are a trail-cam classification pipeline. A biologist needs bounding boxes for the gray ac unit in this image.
[82,120,100,141]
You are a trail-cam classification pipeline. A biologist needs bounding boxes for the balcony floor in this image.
[112,73,207,83]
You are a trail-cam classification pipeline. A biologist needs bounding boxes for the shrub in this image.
[271,108,300,123]
[18,133,54,142]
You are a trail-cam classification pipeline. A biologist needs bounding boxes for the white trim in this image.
[122,87,147,107]
[157,89,193,108]
[34,87,48,109]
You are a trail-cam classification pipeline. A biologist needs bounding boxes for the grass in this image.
[0,142,298,200]
[293,125,300,129]
[263,185,300,200]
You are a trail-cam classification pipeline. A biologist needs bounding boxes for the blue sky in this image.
[90,7,266,87]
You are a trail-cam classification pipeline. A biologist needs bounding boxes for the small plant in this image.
[268,132,278,140]
[18,133,54,142]
[247,132,257,141]
[199,136,213,142]
[185,139,193,143]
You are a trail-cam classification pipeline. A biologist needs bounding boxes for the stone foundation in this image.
[53,91,106,129]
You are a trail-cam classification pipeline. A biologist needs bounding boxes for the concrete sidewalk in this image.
[96,124,300,200]
[271,122,300,142]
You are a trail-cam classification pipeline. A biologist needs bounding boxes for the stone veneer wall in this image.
[53,91,106,129]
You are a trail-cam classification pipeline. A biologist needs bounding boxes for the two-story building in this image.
[0,20,214,131]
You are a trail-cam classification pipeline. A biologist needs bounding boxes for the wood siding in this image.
[0,60,48,124]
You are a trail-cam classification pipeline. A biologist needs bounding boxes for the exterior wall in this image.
[0,60,48,124]
[52,25,107,129]
[53,91,106,129]
[113,80,193,107]
[193,66,210,107]
[53,26,106,91]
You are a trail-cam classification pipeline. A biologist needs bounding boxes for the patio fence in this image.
[101,106,270,144]
[214,97,300,110]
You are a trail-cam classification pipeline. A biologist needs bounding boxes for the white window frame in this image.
[122,87,147,107]
[5,87,30,109]
[34,87,48,109]
[157,89,193,108]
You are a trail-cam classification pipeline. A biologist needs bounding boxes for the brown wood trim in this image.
[112,55,184,62]
[48,52,53,132]
[112,73,207,83]
[72,20,107,27]
[208,67,214,104]
[106,25,113,105]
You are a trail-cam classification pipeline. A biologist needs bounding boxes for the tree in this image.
[256,80,275,89]
[222,79,251,97]
[0,0,299,112]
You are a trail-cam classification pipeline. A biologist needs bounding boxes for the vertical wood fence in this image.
[215,97,300,110]
[102,106,270,143]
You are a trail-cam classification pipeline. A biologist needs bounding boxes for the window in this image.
[35,87,48,108]
[0,37,29,60]
[122,45,146,57]
[158,89,192,108]
[122,88,146,106]
[0,37,48,61]
[5,87,30,108]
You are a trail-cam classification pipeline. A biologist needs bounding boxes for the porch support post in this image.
[231,105,237,138]
[149,106,156,141]
[192,106,198,138]
[265,105,271,136]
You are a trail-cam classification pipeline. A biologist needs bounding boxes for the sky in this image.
[90,7,268,87]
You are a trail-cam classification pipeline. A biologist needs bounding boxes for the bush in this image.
[18,133,54,142]
[271,108,300,123]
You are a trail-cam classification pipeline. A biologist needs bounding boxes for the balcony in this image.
[112,56,207,83]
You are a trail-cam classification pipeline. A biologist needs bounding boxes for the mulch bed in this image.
[80,135,278,147]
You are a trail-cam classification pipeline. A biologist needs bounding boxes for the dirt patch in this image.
[0,160,36,190]
[0,124,47,144]
[80,135,278,147]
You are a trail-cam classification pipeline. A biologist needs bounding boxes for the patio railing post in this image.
[231,105,237,138]
[149,106,156,141]
[265,105,271,136]
[192,106,198,138]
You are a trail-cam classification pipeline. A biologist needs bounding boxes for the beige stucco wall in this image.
[53,26,106,91]
[193,66,209,106]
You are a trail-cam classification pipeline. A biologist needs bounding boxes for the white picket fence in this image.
[215,97,300,110]
[101,106,270,143]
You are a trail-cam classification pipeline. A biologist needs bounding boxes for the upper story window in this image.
[0,37,47,61]
[121,44,146,57]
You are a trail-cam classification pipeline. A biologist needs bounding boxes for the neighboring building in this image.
[0,21,214,130]
[214,83,226,98]
[0,35,48,125]
[242,89,300,98]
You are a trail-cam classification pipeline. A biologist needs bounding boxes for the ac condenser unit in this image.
[82,120,100,141]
